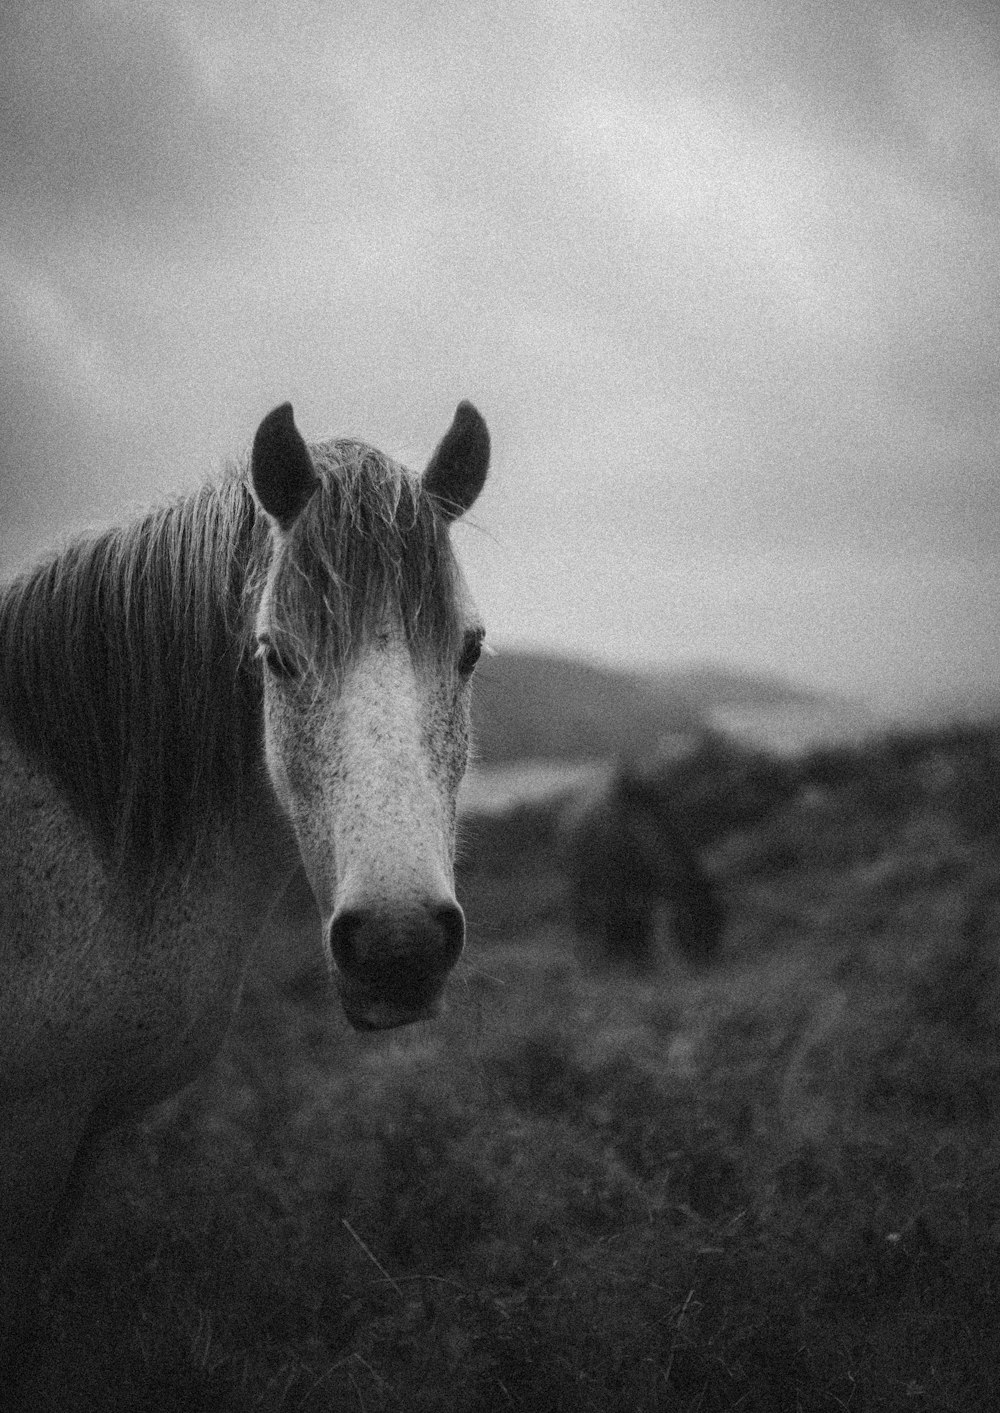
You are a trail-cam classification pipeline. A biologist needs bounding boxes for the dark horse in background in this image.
[0,397,490,1376]
[560,738,799,973]
[561,760,726,972]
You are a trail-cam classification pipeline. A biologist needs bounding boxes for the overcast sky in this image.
[1,0,998,713]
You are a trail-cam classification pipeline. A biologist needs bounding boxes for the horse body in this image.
[0,398,490,1366]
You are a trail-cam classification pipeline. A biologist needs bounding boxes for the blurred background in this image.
[3,0,998,736]
[5,7,1000,1408]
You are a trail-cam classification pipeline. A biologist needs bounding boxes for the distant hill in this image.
[899,684,1000,729]
[470,648,880,765]
[470,649,701,765]
[638,662,819,710]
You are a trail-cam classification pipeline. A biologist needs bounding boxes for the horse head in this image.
[250,401,489,1030]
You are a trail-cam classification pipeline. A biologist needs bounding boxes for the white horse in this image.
[0,398,490,1372]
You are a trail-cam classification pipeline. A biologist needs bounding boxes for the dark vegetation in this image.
[17,714,1000,1411]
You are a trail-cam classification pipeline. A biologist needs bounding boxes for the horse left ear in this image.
[251,403,320,530]
[423,401,490,522]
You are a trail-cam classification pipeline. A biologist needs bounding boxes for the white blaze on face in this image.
[261,635,464,911]
[315,632,461,919]
[258,606,477,1028]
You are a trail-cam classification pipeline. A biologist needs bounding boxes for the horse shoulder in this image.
[0,731,106,958]
[0,730,261,1111]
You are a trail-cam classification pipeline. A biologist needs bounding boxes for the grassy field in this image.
[15,720,1000,1411]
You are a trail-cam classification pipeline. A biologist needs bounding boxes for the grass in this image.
[13,720,1000,1411]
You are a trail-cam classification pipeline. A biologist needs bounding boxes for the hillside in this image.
[23,716,1000,1412]
[470,649,703,765]
[471,647,879,764]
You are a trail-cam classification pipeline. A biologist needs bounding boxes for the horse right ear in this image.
[251,403,320,530]
[423,401,490,522]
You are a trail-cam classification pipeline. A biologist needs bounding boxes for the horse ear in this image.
[423,401,490,522]
[251,403,320,530]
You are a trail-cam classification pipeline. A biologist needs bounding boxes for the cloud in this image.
[0,0,273,241]
[0,0,997,708]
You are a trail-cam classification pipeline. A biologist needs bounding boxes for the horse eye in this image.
[458,629,484,677]
[256,637,297,681]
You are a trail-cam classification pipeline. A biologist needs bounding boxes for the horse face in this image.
[256,601,484,1031]
[250,402,489,1031]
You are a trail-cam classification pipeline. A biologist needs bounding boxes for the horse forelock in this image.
[0,436,463,882]
[263,438,463,676]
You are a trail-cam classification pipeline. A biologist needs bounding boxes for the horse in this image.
[0,397,490,1371]
[559,759,726,973]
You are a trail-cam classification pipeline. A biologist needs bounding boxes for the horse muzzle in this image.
[328,898,466,1031]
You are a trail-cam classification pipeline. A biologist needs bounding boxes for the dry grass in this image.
[12,720,1000,1411]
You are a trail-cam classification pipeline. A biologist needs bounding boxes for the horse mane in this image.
[0,437,461,880]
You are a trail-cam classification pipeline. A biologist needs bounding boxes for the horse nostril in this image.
[433,901,465,969]
[328,908,365,976]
